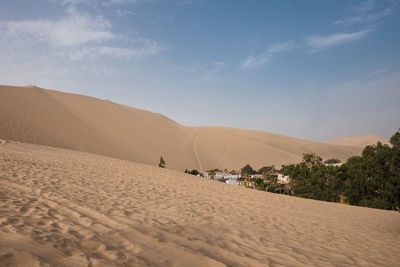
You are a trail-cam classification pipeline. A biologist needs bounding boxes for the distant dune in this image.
[0,85,362,171]
[328,135,390,148]
[1,141,399,266]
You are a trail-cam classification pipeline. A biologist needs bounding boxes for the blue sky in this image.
[0,0,399,141]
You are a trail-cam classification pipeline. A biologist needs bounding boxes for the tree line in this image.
[287,129,400,210]
[162,129,400,210]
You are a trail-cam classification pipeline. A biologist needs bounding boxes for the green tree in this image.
[185,169,200,176]
[189,169,200,175]
[389,128,400,210]
[159,156,166,168]
[279,165,293,175]
[258,165,275,176]
[285,129,400,210]
[254,178,266,191]
[324,158,341,164]
[241,164,256,177]
[342,143,394,209]
[288,153,339,202]
[264,174,278,192]
[390,128,400,147]
[207,169,216,179]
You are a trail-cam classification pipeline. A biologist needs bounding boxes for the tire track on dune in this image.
[214,136,234,169]
[193,130,203,172]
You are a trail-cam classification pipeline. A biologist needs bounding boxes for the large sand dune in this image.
[0,141,399,266]
[328,135,390,147]
[0,85,362,171]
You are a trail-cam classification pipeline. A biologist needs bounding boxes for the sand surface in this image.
[0,141,399,266]
[328,135,390,147]
[0,85,363,171]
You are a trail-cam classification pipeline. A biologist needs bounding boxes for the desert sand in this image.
[328,135,391,147]
[1,141,399,266]
[0,85,364,171]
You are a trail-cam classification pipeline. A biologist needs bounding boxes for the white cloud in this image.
[266,42,294,54]
[240,0,389,70]
[241,42,294,69]
[335,8,391,26]
[356,0,376,13]
[0,8,115,47]
[241,55,268,69]
[212,62,225,67]
[335,0,392,26]
[368,68,388,76]
[51,0,153,6]
[102,0,152,6]
[0,8,164,61]
[116,9,133,16]
[49,0,94,5]
[306,29,372,51]
[55,44,163,61]
[241,30,371,69]
[175,0,193,6]
[185,61,226,75]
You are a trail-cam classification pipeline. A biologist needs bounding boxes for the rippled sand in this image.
[0,141,399,266]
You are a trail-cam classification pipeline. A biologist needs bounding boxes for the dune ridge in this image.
[0,141,399,266]
[0,85,364,171]
[328,134,390,147]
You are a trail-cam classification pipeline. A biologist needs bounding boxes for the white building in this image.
[324,162,343,167]
[226,179,239,186]
[203,171,241,180]
[277,173,289,185]
[250,174,264,179]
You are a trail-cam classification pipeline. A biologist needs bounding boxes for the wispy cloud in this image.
[240,0,390,69]
[52,0,154,6]
[116,9,133,16]
[241,42,294,69]
[241,55,268,69]
[49,0,94,5]
[335,8,391,26]
[0,8,115,47]
[368,68,388,76]
[175,0,193,6]
[102,0,152,6]
[241,29,372,69]
[57,42,164,61]
[306,29,372,51]
[186,61,226,75]
[0,8,164,61]
[357,0,376,12]
[335,0,392,26]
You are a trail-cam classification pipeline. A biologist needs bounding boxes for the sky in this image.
[0,0,399,141]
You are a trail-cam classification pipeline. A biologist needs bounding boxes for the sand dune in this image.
[0,141,399,266]
[0,85,362,171]
[328,135,390,148]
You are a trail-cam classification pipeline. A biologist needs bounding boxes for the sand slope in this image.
[0,85,362,170]
[328,135,390,148]
[0,141,399,266]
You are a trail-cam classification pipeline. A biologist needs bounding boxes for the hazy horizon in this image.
[1,0,399,141]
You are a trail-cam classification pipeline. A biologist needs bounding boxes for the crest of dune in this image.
[328,135,390,147]
[0,85,363,170]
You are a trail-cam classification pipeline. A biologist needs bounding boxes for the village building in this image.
[276,173,291,194]
[324,162,343,167]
